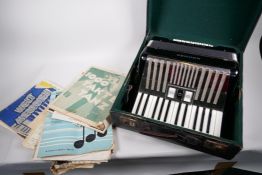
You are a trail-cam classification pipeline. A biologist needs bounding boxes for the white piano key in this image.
[208,110,217,135]
[166,101,175,124]
[160,99,169,122]
[195,107,203,131]
[188,105,197,129]
[148,96,158,118]
[146,58,152,89]
[202,108,210,133]
[214,111,223,137]
[183,105,193,128]
[151,59,158,90]
[200,69,213,101]
[131,92,142,114]
[195,68,207,100]
[213,73,227,104]
[184,65,191,87]
[143,95,154,118]
[137,93,148,116]
[177,63,184,85]
[173,62,180,84]
[177,103,186,126]
[162,61,171,92]
[170,62,176,83]
[157,60,165,91]
[167,87,176,98]
[169,102,180,124]
[180,64,187,86]
[188,66,194,87]
[207,71,219,103]
[191,67,199,88]
[153,97,163,120]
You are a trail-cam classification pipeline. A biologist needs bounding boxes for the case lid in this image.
[147,0,262,52]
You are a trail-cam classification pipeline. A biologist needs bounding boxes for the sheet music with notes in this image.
[35,111,113,158]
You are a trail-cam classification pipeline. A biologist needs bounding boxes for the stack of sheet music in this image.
[0,67,125,175]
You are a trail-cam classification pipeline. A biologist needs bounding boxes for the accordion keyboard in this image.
[131,56,233,137]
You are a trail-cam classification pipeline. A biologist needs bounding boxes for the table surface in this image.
[0,0,262,174]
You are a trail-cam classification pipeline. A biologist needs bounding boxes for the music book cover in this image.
[23,86,62,149]
[35,111,113,158]
[49,67,125,133]
[0,81,56,137]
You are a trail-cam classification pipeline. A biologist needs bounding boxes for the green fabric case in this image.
[111,0,262,159]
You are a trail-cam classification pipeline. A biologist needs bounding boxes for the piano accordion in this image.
[130,38,239,138]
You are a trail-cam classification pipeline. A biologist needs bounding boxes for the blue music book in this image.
[0,81,56,137]
[36,111,113,158]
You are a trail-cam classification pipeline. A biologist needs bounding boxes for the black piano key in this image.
[165,101,176,124]
[147,96,158,118]
[163,100,172,122]
[131,92,143,114]
[141,94,150,116]
[192,106,199,130]
[181,104,188,127]
[177,103,186,126]
[159,99,170,122]
[195,107,203,131]
[152,97,160,120]
[137,93,148,116]
[169,101,180,124]
[156,97,165,120]
[183,104,193,128]
[174,102,182,125]
[143,95,154,118]
[206,109,212,134]
[199,107,206,132]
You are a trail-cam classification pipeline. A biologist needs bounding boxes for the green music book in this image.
[49,67,125,133]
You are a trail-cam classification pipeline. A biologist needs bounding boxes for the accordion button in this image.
[176,89,184,100]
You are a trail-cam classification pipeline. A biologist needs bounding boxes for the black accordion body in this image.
[111,36,242,159]
[130,37,239,139]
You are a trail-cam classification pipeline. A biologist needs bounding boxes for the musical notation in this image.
[74,126,108,149]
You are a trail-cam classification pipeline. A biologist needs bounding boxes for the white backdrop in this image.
[0,0,262,174]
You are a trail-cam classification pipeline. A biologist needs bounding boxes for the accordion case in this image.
[111,0,262,159]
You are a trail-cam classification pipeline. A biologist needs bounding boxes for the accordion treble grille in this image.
[130,56,234,137]
[130,38,238,138]
[144,57,230,106]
